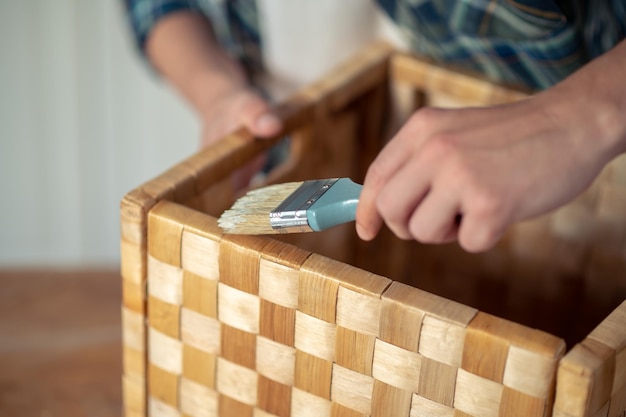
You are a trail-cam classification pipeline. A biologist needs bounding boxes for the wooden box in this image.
[120,43,626,417]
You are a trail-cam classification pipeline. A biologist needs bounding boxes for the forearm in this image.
[145,11,249,116]
[546,39,626,162]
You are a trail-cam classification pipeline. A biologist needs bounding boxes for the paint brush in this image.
[218,178,362,234]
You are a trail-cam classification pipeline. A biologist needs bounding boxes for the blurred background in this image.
[0,2,198,415]
[0,1,199,268]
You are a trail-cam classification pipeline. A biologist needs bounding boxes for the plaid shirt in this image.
[123,0,626,90]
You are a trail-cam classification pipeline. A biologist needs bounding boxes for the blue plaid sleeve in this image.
[122,0,263,77]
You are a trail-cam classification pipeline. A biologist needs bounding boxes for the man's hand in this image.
[356,38,626,252]
[146,11,282,188]
[200,86,281,147]
[200,86,282,188]
[356,97,600,251]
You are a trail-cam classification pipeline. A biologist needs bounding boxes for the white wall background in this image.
[0,1,198,267]
[0,0,405,268]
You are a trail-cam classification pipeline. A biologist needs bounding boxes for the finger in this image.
[374,157,432,240]
[407,186,460,244]
[238,93,282,138]
[356,133,416,241]
[457,208,507,253]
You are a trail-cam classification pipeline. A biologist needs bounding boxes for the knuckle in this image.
[365,161,387,187]
[408,217,447,244]
[408,107,444,132]
[424,133,458,159]
[375,194,399,222]
[375,197,412,239]
[471,189,503,219]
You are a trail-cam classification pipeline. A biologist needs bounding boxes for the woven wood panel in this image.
[120,43,626,417]
[144,200,565,417]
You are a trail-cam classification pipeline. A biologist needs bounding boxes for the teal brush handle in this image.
[306,178,362,231]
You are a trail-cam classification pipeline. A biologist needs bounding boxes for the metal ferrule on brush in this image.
[269,178,339,233]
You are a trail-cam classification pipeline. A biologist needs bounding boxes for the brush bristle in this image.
[218,181,304,234]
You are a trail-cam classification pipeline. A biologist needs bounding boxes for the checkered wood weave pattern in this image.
[120,43,626,417]
[142,200,565,417]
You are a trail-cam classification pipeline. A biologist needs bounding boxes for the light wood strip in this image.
[294,310,336,362]
[453,368,503,417]
[121,238,145,285]
[410,394,454,417]
[182,230,221,281]
[148,255,183,305]
[259,259,300,309]
[180,377,218,417]
[372,338,421,393]
[418,315,467,367]
[331,364,374,415]
[291,387,332,417]
[217,357,258,406]
[149,328,182,375]
[122,306,145,352]
[120,188,154,246]
[180,307,221,354]
[256,336,296,386]
[554,338,616,417]
[149,397,182,417]
[218,283,260,334]
[336,286,382,337]
[257,243,311,310]
[123,374,146,415]
[503,344,560,399]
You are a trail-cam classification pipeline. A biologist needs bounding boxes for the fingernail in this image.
[255,113,281,134]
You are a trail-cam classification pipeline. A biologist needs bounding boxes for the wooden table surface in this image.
[0,270,123,417]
